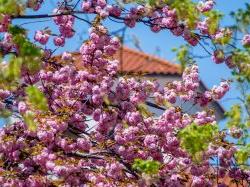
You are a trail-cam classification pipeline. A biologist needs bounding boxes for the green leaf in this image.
[8,25,26,36]
[178,123,218,162]
[10,26,42,58]
[214,28,232,45]
[246,94,250,104]
[204,10,223,35]
[24,57,42,73]
[137,103,152,117]
[225,105,242,128]
[148,0,155,6]
[23,111,37,131]
[229,51,250,81]
[5,57,22,81]
[0,0,24,15]
[231,3,250,33]
[132,159,161,175]
[0,109,12,118]
[8,26,42,73]
[13,34,41,57]
[26,86,48,111]
[170,0,200,29]
[174,45,192,71]
[246,120,250,128]
[235,145,250,165]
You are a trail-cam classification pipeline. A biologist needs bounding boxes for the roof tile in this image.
[115,46,181,75]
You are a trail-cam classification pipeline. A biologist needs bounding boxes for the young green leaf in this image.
[0,0,24,15]
[23,111,37,132]
[5,57,22,81]
[132,159,161,175]
[26,86,48,111]
[178,123,218,161]
[225,105,242,128]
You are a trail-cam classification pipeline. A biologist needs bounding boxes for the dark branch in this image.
[67,152,104,159]
[146,101,166,111]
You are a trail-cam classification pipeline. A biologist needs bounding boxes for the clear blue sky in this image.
[0,0,247,127]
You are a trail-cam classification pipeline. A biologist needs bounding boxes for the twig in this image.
[73,14,92,25]
[73,0,81,10]
[19,19,51,26]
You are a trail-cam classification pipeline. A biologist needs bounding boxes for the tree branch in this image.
[67,152,104,159]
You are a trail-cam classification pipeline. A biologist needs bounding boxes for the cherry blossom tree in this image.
[0,0,249,186]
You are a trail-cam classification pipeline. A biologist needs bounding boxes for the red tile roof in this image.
[114,46,182,75]
[54,46,181,75]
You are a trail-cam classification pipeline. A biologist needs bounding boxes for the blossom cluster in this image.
[0,26,246,186]
[0,0,249,186]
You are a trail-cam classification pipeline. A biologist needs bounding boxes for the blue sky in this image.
[0,0,248,127]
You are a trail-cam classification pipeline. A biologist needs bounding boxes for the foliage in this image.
[235,145,250,165]
[10,26,42,72]
[4,56,22,81]
[178,123,218,161]
[230,3,250,33]
[132,159,161,174]
[204,10,223,35]
[25,86,48,111]
[170,0,199,29]
[0,0,24,15]
[231,50,250,82]
[23,111,36,131]
[225,105,242,128]
[172,44,192,71]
